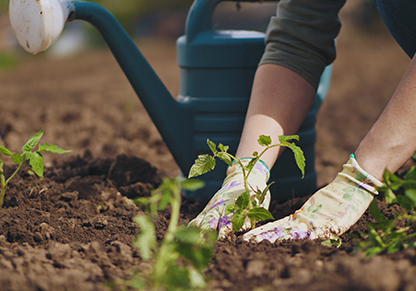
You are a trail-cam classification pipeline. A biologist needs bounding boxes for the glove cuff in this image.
[337,154,384,195]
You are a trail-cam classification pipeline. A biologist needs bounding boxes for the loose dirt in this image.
[0,7,415,291]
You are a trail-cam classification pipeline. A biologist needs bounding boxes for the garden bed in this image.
[0,12,415,290]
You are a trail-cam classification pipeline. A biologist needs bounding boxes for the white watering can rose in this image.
[9,0,75,54]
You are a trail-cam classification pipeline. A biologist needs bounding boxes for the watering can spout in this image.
[70,2,194,173]
[9,0,194,174]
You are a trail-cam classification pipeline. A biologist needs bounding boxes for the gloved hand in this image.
[188,158,271,239]
[242,154,384,243]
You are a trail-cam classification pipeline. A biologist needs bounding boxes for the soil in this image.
[1,6,416,291]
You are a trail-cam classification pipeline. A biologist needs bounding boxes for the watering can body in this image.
[176,0,331,202]
[9,0,331,203]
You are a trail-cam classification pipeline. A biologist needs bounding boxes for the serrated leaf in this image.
[225,204,237,215]
[22,129,44,152]
[278,135,299,143]
[235,190,250,209]
[247,207,274,222]
[181,178,205,191]
[217,152,232,166]
[232,212,246,232]
[0,146,12,156]
[207,139,217,155]
[188,154,216,178]
[292,145,305,178]
[38,143,71,154]
[133,215,156,260]
[218,143,229,152]
[29,151,44,178]
[12,153,24,164]
[258,135,272,147]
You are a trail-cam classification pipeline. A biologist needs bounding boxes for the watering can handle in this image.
[185,0,276,41]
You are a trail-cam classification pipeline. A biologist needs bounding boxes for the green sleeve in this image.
[260,0,346,89]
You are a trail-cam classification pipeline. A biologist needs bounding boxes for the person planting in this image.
[190,0,416,242]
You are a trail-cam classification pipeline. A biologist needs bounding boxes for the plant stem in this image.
[0,160,24,207]
[153,181,181,286]
[0,171,5,207]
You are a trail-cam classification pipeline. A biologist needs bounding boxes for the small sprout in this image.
[131,177,216,290]
[189,134,306,232]
[354,167,416,256]
[0,129,71,207]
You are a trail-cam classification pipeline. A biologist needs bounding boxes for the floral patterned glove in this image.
[242,154,384,243]
[188,158,270,239]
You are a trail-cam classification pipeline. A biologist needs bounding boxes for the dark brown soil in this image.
[1,3,416,290]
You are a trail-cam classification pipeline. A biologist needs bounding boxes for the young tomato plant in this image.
[0,129,70,207]
[188,134,305,232]
[131,177,217,290]
[354,167,416,256]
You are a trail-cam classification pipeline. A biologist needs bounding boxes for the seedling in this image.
[354,167,416,256]
[0,129,70,207]
[131,177,216,290]
[188,134,305,232]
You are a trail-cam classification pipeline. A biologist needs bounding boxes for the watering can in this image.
[9,0,331,203]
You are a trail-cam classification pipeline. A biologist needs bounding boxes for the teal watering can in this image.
[9,0,331,203]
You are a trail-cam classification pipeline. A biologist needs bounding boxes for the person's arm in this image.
[236,64,315,168]
[355,53,416,180]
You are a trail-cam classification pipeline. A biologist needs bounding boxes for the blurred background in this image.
[0,0,411,189]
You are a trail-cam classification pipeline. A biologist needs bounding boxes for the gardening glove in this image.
[188,158,271,239]
[243,154,384,243]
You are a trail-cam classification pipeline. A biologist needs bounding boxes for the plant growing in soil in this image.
[355,167,416,256]
[0,129,70,207]
[188,135,305,232]
[131,177,217,290]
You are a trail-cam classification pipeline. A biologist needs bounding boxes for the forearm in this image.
[236,64,316,168]
[355,54,416,180]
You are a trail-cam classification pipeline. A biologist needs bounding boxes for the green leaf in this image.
[225,204,237,215]
[29,152,44,178]
[22,129,44,152]
[405,188,416,204]
[181,178,205,191]
[12,153,24,164]
[235,190,250,209]
[174,226,202,245]
[218,143,229,152]
[404,167,416,181]
[174,226,216,271]
[207,139,217,155]
[278,134,299,143]
[247,207,274,222]
[217,152,232,166]
[38,143,71,154]
[133,215,156,260]
[232,212,246,232]
[258,135,272,147]
[257,182,274,205]
[188,154,216,178]
[292,145,305,178]
[0,146,12,156]
[368,199,384,223]
[384,188,397,204]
